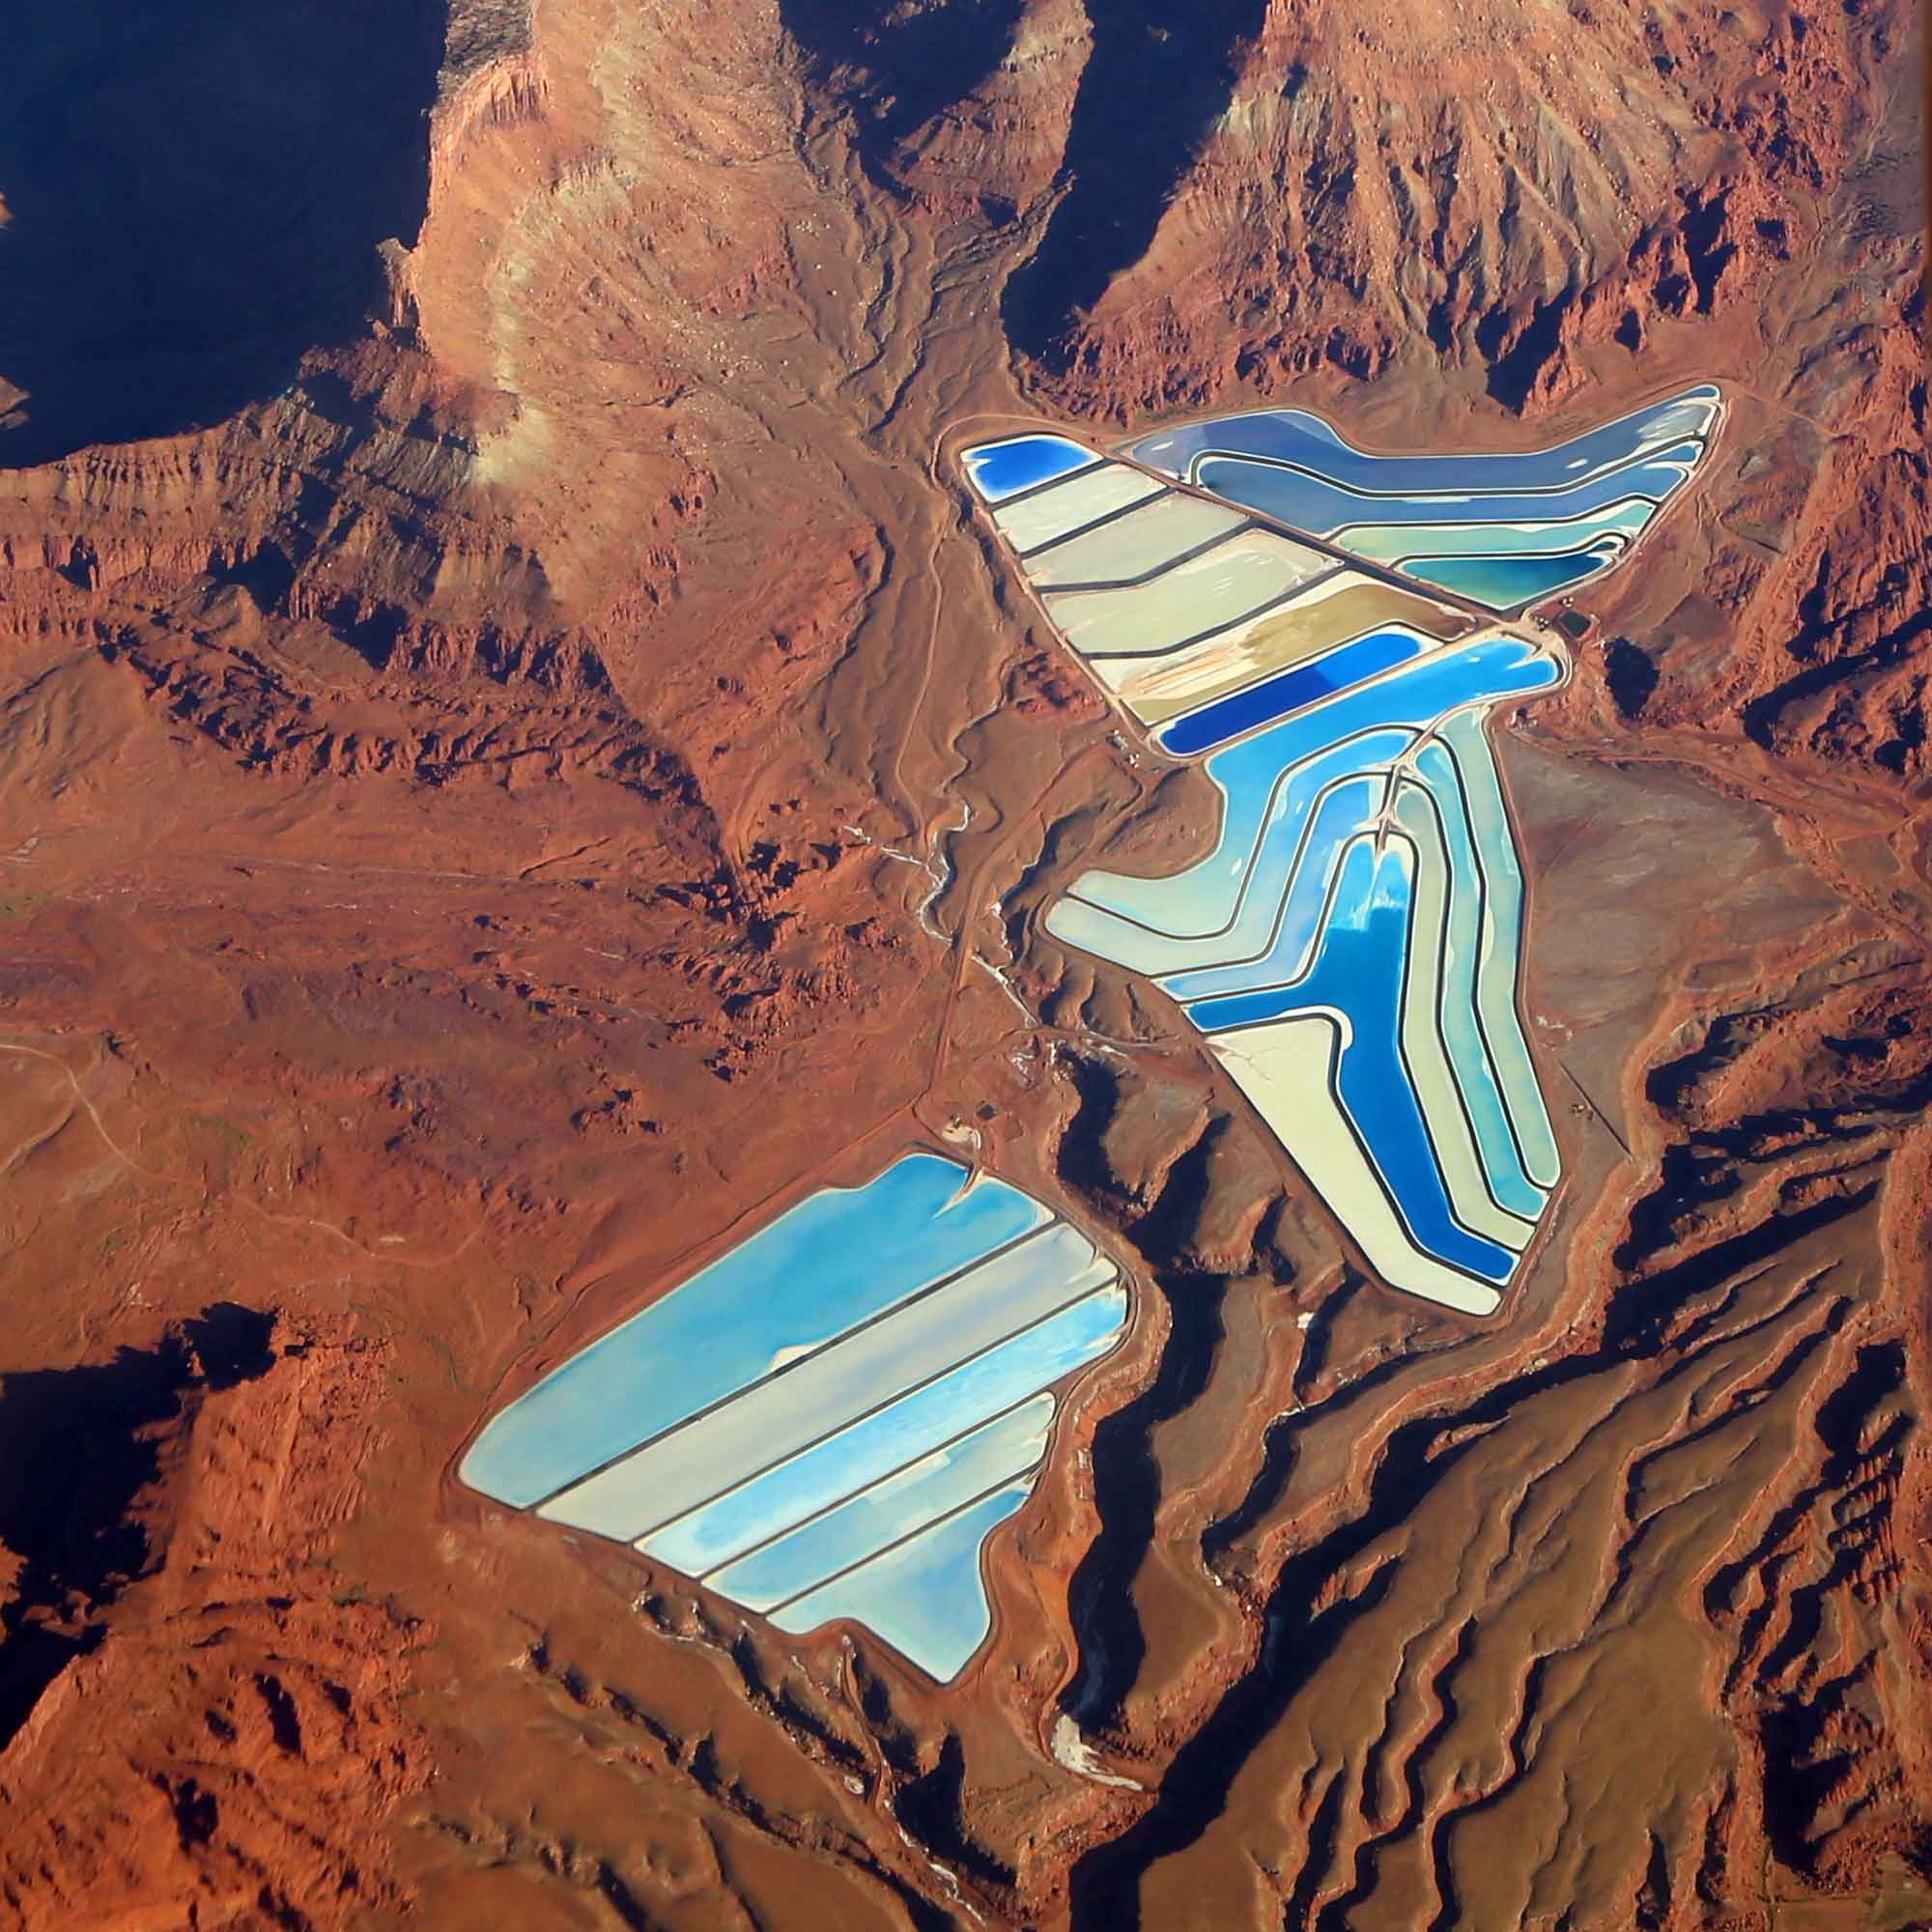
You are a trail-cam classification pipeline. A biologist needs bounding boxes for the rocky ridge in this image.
[0,0,1924,1924]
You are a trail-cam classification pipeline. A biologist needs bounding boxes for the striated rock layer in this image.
[0,0,1924,1925]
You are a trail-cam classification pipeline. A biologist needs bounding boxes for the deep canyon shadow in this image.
[1065,1188,1871,1928]
[0,0,443,468]
[1003,0,1268,365]
[0,1304,275,1748]
[779,0,1028,182]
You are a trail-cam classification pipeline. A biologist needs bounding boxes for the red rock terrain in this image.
[0,0,1924,1925]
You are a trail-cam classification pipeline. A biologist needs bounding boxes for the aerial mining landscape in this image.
[0,1,1926,1927]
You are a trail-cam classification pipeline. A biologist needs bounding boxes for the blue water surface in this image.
[963,435,1099,502]
[1191,446,1699,538]
[1187,838,1519,1285]
[1399,760,1548,1221]
[536,1222,1108,1540]
[1061,639,1559,941]
[1049,736,1411,975]
[771,1478,1035,1680]
[1435,716,1562,1187]
[1400,547,1612,611]
[1129,385,1719,497]
[461,1155,1047,1507]
[1158,626,1427,754]
[1207,634,1561,774]
[1159,776,1378,1002]
[709,1397,1052,1611]
[639,1286,1127,1578]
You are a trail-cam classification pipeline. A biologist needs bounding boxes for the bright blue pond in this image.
[1435,713,1561,1188]
[1402,754,1548,1221]
[1190,443,1700,536]
[962,435,1098,502]
[1212,635,1562,774]
[1157,625,1427,754]
[709,1397,1051,1611]
[462,1152,1128,1683]
[1401,548,1613,610]
[1186,837,1519,1284]
[771,1477,1035,1682]
[639,1287,1127,1578]
[1063,639,1558,945]
[975,389,1729,1306]
[537,1224,1111,1543]
[1052,734,1411,973]
[1159,776,1379,1002]
[460,1153,1048,1508]
[1050,638,1571,1290]
[1129,385,1720,497]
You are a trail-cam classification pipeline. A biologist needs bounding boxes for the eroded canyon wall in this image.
[0,0,1925,1925]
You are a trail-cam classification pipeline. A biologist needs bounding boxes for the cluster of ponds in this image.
[1127,384,1721,613]
[462,1154,1124,1681]
[963,386,1719,1310]
[1046,637,1563,1312]
[461,390,1719,1686]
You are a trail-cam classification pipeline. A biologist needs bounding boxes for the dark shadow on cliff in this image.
[1002,0,1268,368]
[1066,1187,1872,1930]
[1479,288,1577,412]
[0,0,443,468]
[1605,637,1661,720]
[0,1304,276,1748]
[779,0,1028,189]
[1054,1093,1232,1730]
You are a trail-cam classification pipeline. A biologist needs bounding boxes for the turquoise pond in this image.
[1126,384,1722,613]
[1045,637,1564,1309]
[462,1154,1125,1682]
[964,385,1721,1312]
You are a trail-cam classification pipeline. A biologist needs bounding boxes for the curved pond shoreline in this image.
[962,384,1721,1310]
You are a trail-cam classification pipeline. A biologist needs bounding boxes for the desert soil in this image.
[0,0,1926,1926]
